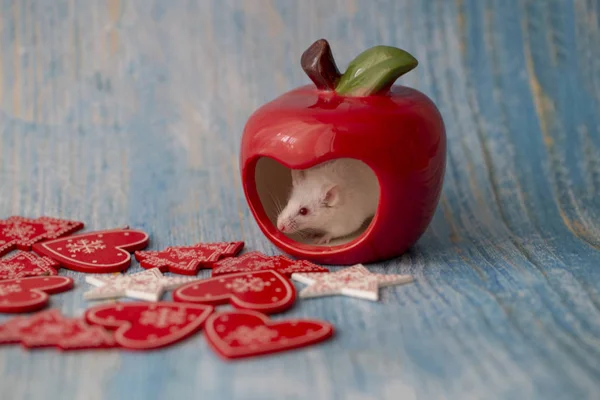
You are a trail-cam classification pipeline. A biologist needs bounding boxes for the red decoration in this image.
[240,52,445,264]
[0,216,84,257]
[32,228,149,273]
[0,251,59,281]
[85,302,214,350]
[173,270,295,314]
[0,276,74,313]
[0,309,116,350]
[204,310,334,360]
[0,315,32,344]
[211,251,329,277]
[135,241,244,275]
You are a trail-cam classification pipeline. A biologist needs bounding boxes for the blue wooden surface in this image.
[1,0,599,399]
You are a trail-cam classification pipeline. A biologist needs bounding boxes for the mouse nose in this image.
[278,222,287,232]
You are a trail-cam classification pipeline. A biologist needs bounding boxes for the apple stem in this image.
[301,39,342,91]
[301,39,419,97]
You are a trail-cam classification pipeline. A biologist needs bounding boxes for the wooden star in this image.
[84,268,199,302]
[291,264,413,301]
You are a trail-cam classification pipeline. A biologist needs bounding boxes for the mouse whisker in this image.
[288,221,298,232]
[275,197,284,215]
[267,191,277,209]
[267,191,284,217]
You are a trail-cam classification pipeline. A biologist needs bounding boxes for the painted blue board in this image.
[0,0,599,399]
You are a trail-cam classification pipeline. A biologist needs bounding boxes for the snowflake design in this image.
[62,326,115,347]
[227,277,266,293]
[66,239,106,254]
[216,252,268,267]
[201,243,230,253]
[219,260,275,273]
[0,284,22,297]
[31,258,50,268]
[0,254,57,280]
[170,248,200,259]
[214,258,240,268]
[41,221,65,236]
[32,323,71,337]
[283,264,325,275]
[223,325,279,345]
[2,223,35,239]
[0,262,47,280]
[139,308,187,328]
[253,261,277,269]
[0,263,22,275]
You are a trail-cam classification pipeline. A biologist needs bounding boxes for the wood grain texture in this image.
[1,0,599,399]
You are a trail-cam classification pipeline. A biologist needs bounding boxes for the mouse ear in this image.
[323,185,340,207]
[291,169,306,185]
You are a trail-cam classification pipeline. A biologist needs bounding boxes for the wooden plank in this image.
[0,0,599,399]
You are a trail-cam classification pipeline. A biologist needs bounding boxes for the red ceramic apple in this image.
[240,39,446,265]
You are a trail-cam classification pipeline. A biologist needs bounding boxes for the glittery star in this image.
[291,264,413,301]
[84,268,199,302]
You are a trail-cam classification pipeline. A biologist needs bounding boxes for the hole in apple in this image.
[254,157,380,247]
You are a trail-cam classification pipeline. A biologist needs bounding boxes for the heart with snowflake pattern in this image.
[32,228,149,273]
[84,302,214,350]
[204,310,334,360]
[173,270,296,314]
[0,276,74,313]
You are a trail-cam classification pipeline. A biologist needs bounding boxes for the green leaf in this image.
[335,46,418,96]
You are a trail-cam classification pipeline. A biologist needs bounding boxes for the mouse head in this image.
[276,169,340,234]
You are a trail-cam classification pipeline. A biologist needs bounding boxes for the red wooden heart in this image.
[0,216,84,257]
[85,302,214,350]
[173,270,295,314]
[0,276,74,313]
[32,228,149,273]
[0,251,59,281]
[135,241,244,275]
[204,310,334,360]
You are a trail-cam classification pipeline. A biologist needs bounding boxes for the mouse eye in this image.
[299,207,309,216]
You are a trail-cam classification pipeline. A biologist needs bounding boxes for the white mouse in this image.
[276,159,379,245]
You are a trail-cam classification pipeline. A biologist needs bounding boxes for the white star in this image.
[291,264,413,301]
[84,268,199,302]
